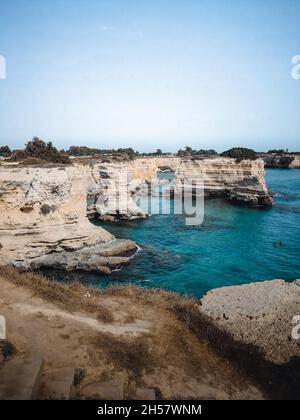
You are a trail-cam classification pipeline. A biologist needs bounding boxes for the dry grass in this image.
[18,157,50,166]
[0,266,276,399]
[0,266,114,323]
[90,333,155,379]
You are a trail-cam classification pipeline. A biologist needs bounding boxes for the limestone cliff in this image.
[84,157,181,220]
[0,164,136,272]
[174,158,273,207]
[0,157,272,269]
[289,155,300,168]
[261,153,300,169]
[85,157,272,220]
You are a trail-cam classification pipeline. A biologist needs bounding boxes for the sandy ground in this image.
[0,273,265,400]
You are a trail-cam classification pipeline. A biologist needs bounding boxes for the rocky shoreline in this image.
[259,153,300,169]
[0,157,273,273]
[85,156,273,222]
[0,158,298,399]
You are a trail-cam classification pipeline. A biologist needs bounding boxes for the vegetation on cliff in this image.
[221,147,258,161]
[5,138,298,165]
[0,146,11,158]
[177,146,218,157]
[9,138,70,164]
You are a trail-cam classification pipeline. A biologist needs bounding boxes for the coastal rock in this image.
[174,158,272,207]
[16,240,137,274]
[260,153,300,169]
[289,155,300,168]
[0,165,137,271]
[85,157,272,221]
[84,160,153,220]
[199,279,300,364]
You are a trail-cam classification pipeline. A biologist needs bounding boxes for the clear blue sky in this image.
[0,0,299,152]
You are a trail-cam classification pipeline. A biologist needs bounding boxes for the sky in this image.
[0,0,299,152]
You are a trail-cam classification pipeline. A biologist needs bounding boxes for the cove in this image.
[57,169,300,298]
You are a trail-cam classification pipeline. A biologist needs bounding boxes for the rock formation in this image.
[85,157,273,221]
[84,157,181,221]
[260,153,300,169]
[174,157,273,207]
[289,155,300,168]
[199,279,300,364]
[0,156,272,270]
[0,164,137,272]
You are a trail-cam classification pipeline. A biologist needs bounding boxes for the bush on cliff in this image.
[67,145,102,157]
[177,146,218,157]
[9,138,70,164]
[0,146,12,158]
[23,137,70,164]
[221,147,258,162]
[67,146,139,158]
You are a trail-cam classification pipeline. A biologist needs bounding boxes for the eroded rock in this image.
[199,279,300,364]
[0,165,137,272]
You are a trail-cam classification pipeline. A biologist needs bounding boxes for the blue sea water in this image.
[66,169,300,298]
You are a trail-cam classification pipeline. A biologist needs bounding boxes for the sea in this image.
[56,169,300,298]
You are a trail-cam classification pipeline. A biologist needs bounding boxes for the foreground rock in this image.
[17,239,137,274]
[197,279,300,399]
[0,165,137,271]
[199,280,300,364]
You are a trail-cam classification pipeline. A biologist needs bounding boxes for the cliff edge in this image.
[0,164,137,273]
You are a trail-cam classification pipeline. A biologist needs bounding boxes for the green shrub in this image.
[221,147,257,161]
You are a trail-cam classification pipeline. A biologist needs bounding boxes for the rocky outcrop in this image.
[84,158,181,221]
[260,154,300,169]
[85,157,272,220]
[0,164,137,272]
[289,155,300,168]
[199,279,300,364]
[84,160,150,221]
[0,157,272,269]
[174,158,273,207]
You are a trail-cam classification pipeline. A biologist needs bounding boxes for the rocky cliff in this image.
[260,153,300,169]
[84,157,181,221]
[289,155,300,168]
[0,157,272,269]
[174,158,273,207]
[0,164,137,272]
[85,157,272,220]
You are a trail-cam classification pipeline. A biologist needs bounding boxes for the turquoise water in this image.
[66,169,300,298]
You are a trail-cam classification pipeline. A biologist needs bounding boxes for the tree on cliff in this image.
[0,146,11,157]
[177,147,217,157]
[67,146,102,156]
[221,147,257,161]
[23,137,70,163]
